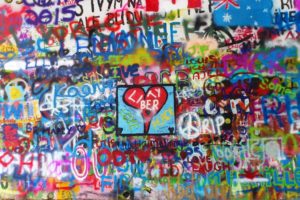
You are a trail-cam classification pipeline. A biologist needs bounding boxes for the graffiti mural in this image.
[0,0,299,199]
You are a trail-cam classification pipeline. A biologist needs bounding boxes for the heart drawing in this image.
[123,86,168,133]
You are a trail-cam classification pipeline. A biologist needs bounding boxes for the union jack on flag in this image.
[213,0,273,27]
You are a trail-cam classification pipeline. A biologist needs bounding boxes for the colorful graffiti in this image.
[0,0,299,199]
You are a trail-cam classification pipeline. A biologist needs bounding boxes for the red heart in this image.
[180,151,187,160]
[124,86,168,133]
[136,149,151,162]
[0,6,24,42]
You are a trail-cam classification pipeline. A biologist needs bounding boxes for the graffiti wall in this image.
[0,0,299,199]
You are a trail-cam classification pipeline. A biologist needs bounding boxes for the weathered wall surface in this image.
[0,0,299,199]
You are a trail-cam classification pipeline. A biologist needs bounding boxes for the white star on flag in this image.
[223,13,232,22]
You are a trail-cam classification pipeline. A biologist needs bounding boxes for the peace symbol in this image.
[178,112,200,139]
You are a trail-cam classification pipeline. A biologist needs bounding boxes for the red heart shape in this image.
[180,151,187,160]
[0,6,24,42]
[123,86,168,133]
[136,149,151,162]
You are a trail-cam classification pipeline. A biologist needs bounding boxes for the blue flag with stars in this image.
[213,0,273,27]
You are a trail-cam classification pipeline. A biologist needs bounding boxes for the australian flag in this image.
[213,0,273,27]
